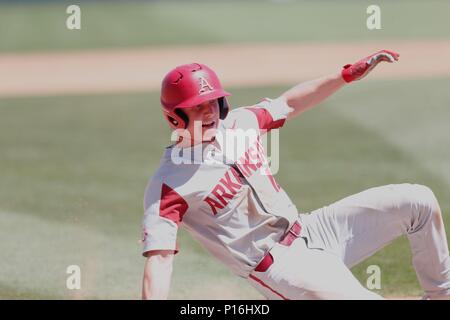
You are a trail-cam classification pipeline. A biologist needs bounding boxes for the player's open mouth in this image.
[202,121,215,128]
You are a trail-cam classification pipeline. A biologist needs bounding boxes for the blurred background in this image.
[1,0,450,299]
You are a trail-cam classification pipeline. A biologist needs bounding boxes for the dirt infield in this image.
[1,39,449,97]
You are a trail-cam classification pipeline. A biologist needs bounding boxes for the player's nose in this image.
[203,101,216,117]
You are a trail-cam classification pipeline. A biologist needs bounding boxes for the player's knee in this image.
[390,183,440,220]
[415,184,440,214]
[405,184,442,233]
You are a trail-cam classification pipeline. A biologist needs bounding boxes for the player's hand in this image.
[341,50,400,83]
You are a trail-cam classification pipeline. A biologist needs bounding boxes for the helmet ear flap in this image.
[174,109,189,129]
[165,115,179,128]
[164,109,188,129]
[218,97,229,120]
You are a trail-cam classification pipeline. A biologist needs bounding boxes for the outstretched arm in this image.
[281,50,400,120]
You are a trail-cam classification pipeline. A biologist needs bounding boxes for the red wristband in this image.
[341,64,354,83]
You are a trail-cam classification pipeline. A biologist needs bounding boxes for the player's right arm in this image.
[142,250,175,300]
[140,177,189,300]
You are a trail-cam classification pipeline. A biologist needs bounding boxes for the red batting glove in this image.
[341,50,400,83]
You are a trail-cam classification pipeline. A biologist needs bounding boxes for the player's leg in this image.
[299,183,450,298]
[247,237,383,300]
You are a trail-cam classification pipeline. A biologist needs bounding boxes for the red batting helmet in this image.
[160,63,231,129]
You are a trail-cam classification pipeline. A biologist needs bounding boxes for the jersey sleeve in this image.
[245,97,294,132]
[141,179,189,256]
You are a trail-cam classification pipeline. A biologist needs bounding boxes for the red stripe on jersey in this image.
[159,183,188,226]
[249,274,290,300]
[247,107,286,131]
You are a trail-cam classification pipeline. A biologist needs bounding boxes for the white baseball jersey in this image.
[142,97,298,277]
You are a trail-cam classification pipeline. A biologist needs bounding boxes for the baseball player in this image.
[141,50,450,300]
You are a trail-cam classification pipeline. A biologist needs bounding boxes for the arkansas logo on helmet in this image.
[160,63,231,129]
[198,76,214,95]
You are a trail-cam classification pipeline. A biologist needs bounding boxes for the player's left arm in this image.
[281,50,400,120]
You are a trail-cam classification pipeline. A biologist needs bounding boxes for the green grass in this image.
[0,0,449,52]
[1,77,450,299]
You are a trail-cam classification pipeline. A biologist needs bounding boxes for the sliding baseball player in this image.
[140,51,450,299]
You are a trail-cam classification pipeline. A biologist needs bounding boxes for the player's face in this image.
[184,99,220,144]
